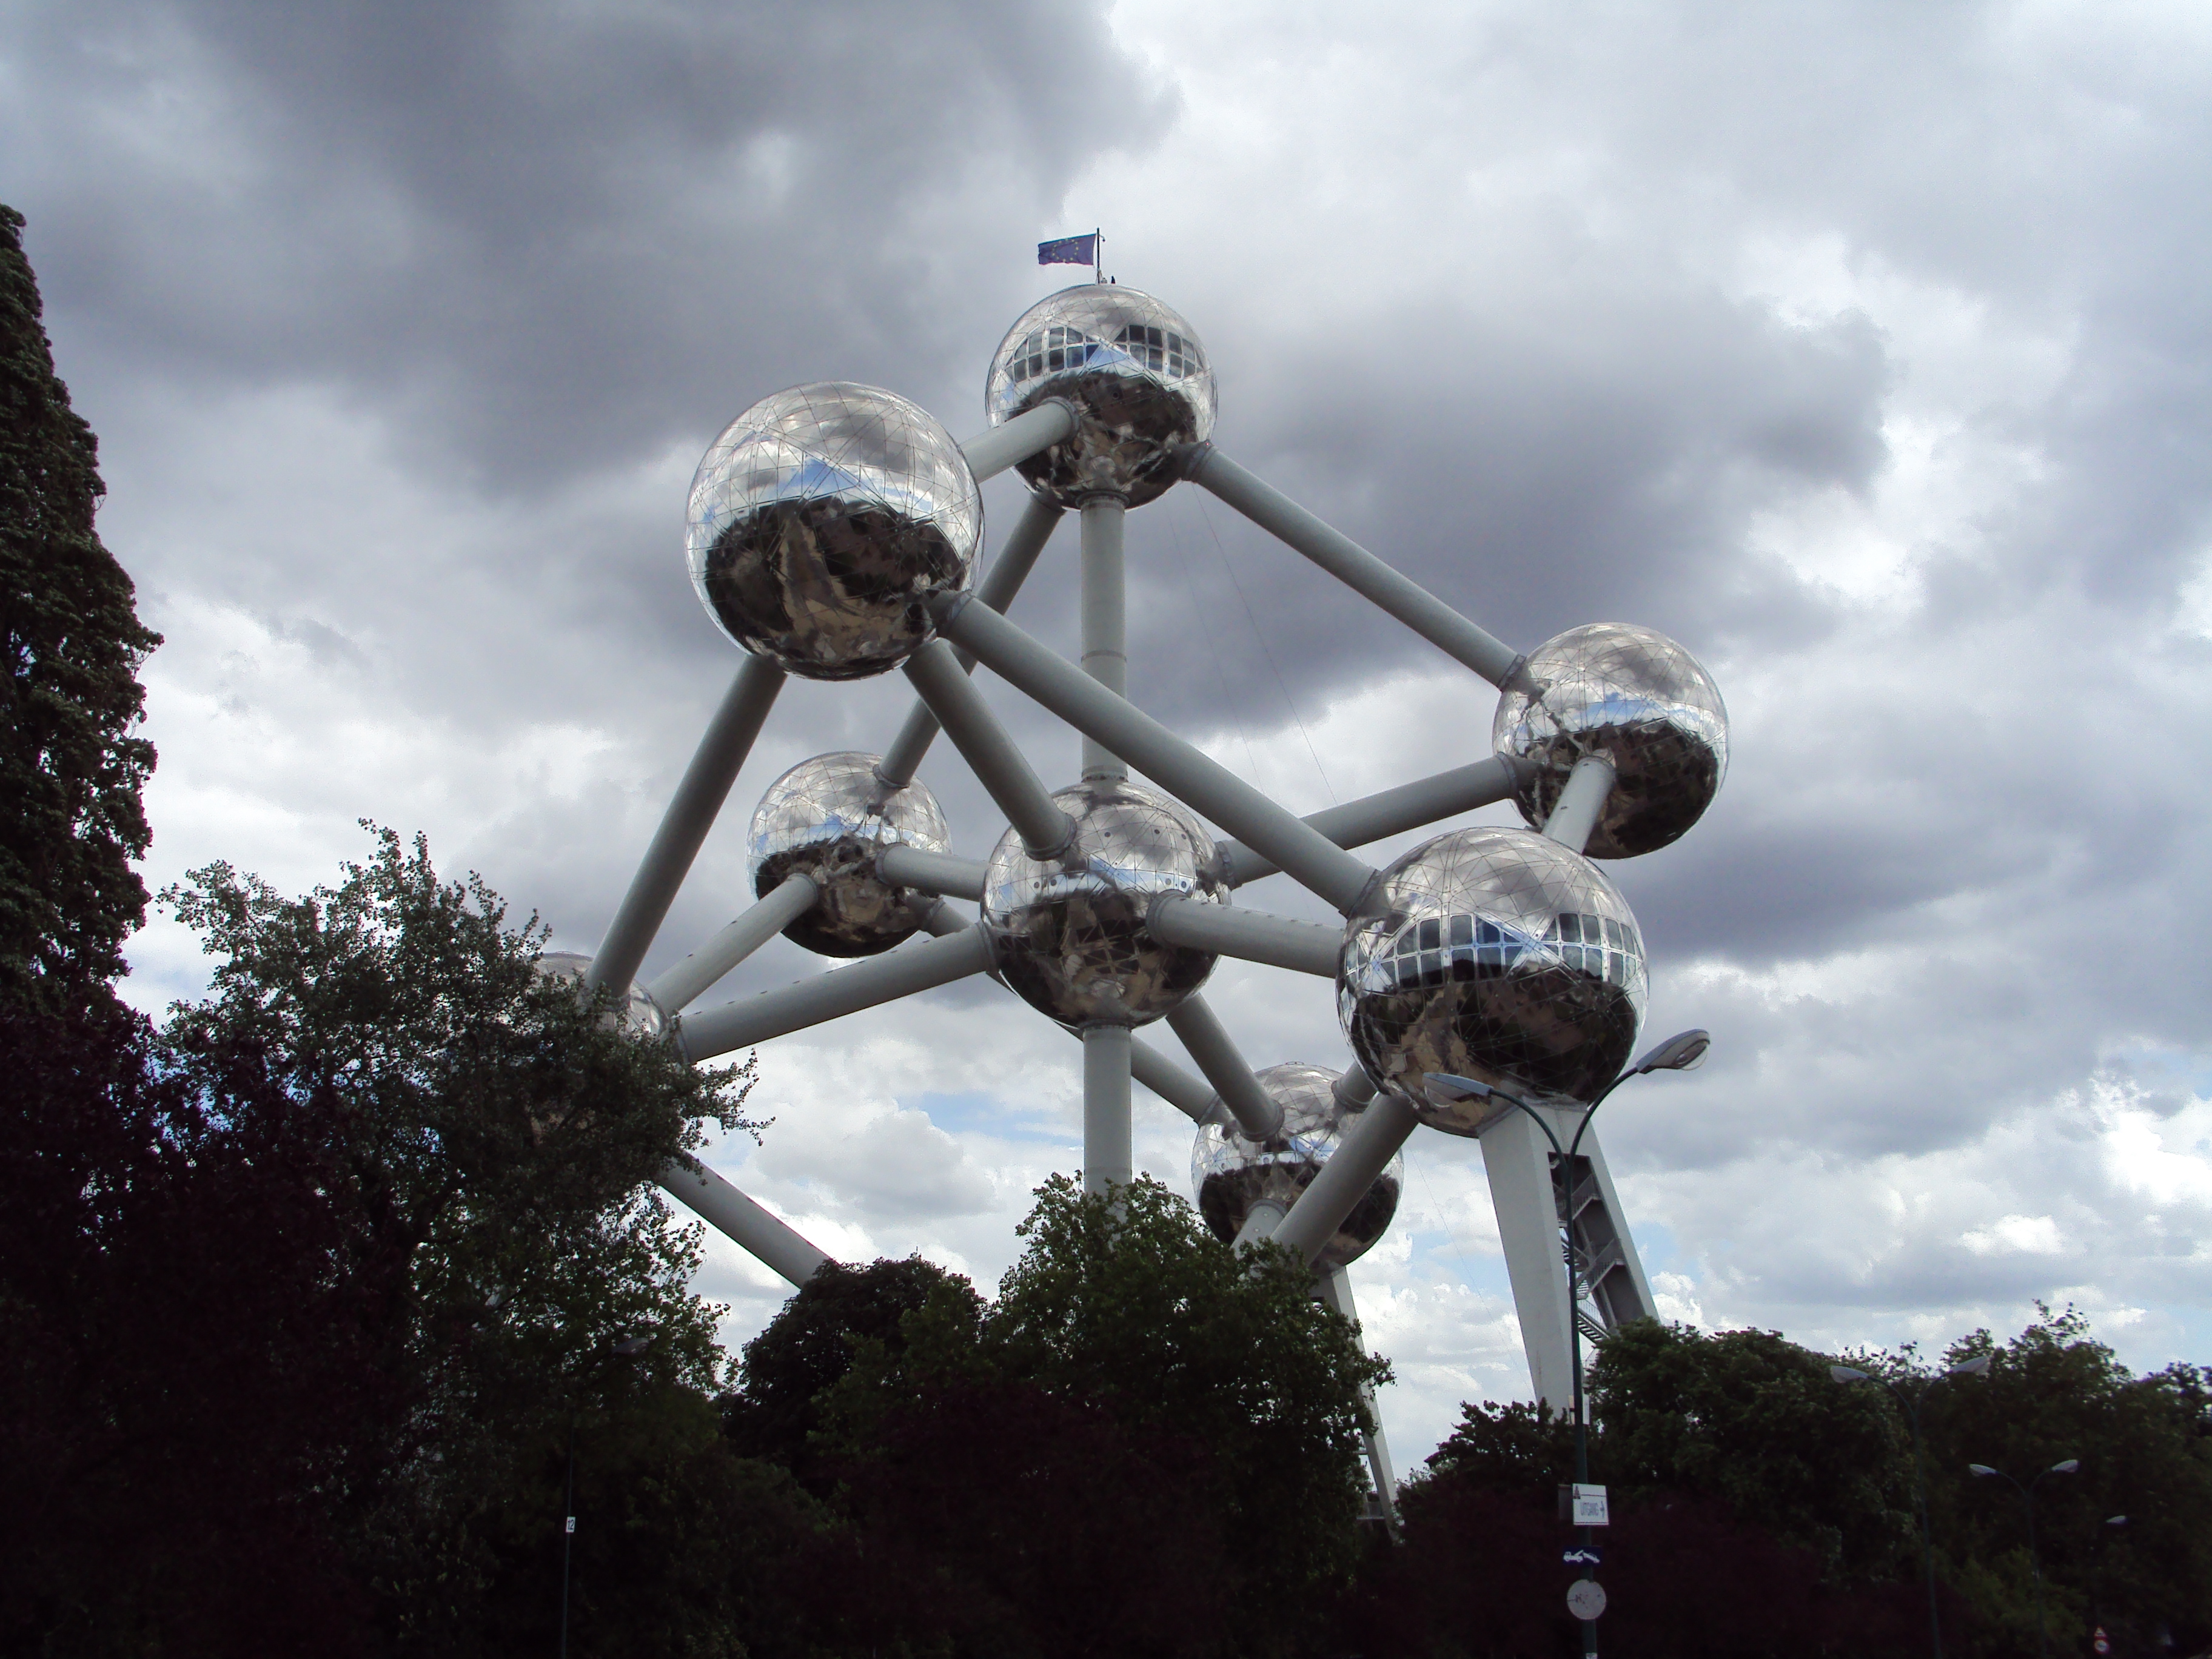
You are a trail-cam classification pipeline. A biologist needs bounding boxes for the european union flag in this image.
[1037,233,1098,267]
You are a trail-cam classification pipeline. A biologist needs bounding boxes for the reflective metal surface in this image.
[1191,1062,1404,1270]
[747,751,950,958]
[686,383,982,680]
[1336,827,1647,1131]
[985,286,1216,509]
[1493,622,1728,857]
[982,779,1226,1026]
[532,950,668,1039]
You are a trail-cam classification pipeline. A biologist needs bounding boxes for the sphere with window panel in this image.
[985,286,1216,508]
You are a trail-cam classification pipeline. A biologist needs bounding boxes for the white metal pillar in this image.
[1082,1023,1133,1195]
[1317,1267,1399,1524]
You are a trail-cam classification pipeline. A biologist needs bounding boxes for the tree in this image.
[0,203,159,1010]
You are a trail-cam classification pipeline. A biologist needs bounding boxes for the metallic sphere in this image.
[686,382,982,680]
[1191,1062,1404,1270]
[1493,622,1728,857]
[985,286,1216,509]
[747,751,950,958]
[532,951,668,1040]
[981,780,1226,1027]
[1337,827,1647,1131]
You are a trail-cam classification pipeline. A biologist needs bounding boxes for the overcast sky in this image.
[7,0,2210,1470]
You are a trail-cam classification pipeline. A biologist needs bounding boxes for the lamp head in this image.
[1631,1028,1711,1075]
[2106,1515,2128,1527]
[1829,1365,1871,1384]
[1948,1354,1992,1376]
[2051,1459,2080,1475]
[1424,1073,1503,1109]
[1969,1464,1999,1477]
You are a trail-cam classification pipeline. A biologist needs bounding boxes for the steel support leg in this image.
[657,1159,832,1287]
[1082,1023,1133,1195]
[1318,1268,1400,1523]
[588,655,785,993]
[1271,1093,1420,1265]
[902,638,1074,857]
[1220,756,1526,887]
[1164,994,1285,1141]
[1081,498,1127,783]
[1541,755,1616,855]
[677,925,995,1061]
[646,873,819,1013]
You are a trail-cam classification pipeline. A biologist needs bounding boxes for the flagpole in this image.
[1095,227,1103,285]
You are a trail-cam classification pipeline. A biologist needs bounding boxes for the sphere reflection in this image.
[747,751,950,959]
[686,382,981,680]
[985,286,1216,508]
[1336,827,1647,1131]
[981,780,1225,1027]
[532,951,667,1040]
[1191,1062,1403,1270]
[1493,622,1728,857]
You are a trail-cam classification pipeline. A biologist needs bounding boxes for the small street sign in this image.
[1571,1483,1610,1526]
[2093,1629,2111,1655]
[565,1517,577,1535]
[1563,1546,1604,1567]
[1566,1580,1608,1621]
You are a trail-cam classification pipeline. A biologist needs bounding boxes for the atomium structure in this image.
[567,282,1729,1523]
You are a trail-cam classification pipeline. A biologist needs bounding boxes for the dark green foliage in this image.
[1425,1396,1577,1494]
[0,204,159,1008]
[1590,1320,1916,1580]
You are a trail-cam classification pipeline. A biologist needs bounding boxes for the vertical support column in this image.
[1478,1105,1579,1412]
[1080,498,1127,783]
[1562,1130,1658,1330]
[1317,1268,1399,1523]
[1082,1022,1133,1196]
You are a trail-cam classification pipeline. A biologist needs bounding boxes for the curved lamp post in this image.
[1426,1027,1711,1659]
[1969,1457,2079,1658]
[1829,1353,1991,1658]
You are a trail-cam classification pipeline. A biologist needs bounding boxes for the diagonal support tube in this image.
[880,494,1064,786]
[657,1159,831,1287]
[1164,996,1285,1140]
[646,874,819,1013]
[931,594,1377,914]
[1221,756,1527,886]
[1185,446,1525,688]
[588,655,786,993]
[902,638,1074,857]
[1270,1092,1421,1266]
[1540,754,1616,856]
[1150,896,1341,979]
[875,846,988,902]
[957,400,1078,484]
[678,925,994,1061]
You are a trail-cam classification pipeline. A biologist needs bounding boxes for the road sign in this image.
[1571,1483,1610,1526]
[2093,1629,2110,1655]
[1566,1580,1609,1621]
[1563,1546,1604,1567]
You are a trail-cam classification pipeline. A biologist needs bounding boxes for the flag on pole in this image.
[1037,233,1099,267]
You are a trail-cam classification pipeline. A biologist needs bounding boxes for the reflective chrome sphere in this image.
[1192,1062,1404,1270]
[985,286,1216,509]
[1493,622,1728,857]
[747,751,950,958]
[532,951,667,1039]
[686,383,982,680]
[1337,827,1647,1131]
[981,780,1225,1026]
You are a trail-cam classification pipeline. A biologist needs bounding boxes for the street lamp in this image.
[2090,1515,2128,1656]
[1426,1027,1711,1659]
[1969,1457,2079,1659]
[1829,1353,1991,1658]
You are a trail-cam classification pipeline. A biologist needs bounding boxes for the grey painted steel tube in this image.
[679,925,994,1061]
[1333,1063,1379,1112]
[874,845,988,902]
[1131,1034,1221,1123]
[931,594,1378,914]
[1081,499,1127,782]
[1149,896,1342,978]
[957,400,1078,484]
[1187,447,1524,688]
[1083,1024,1133,1195]
[902,638,1074,857]
[657,1159,831,1287]
[588,655,786,993]
[1270,1092,1421,1266]
[879,494,1064,786]
[1222,756,1526,887]
[1233,1198,1289,1252]
[1540,754,1616,856]
[1165,996,1285,1140]
[646,873,820,1013]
